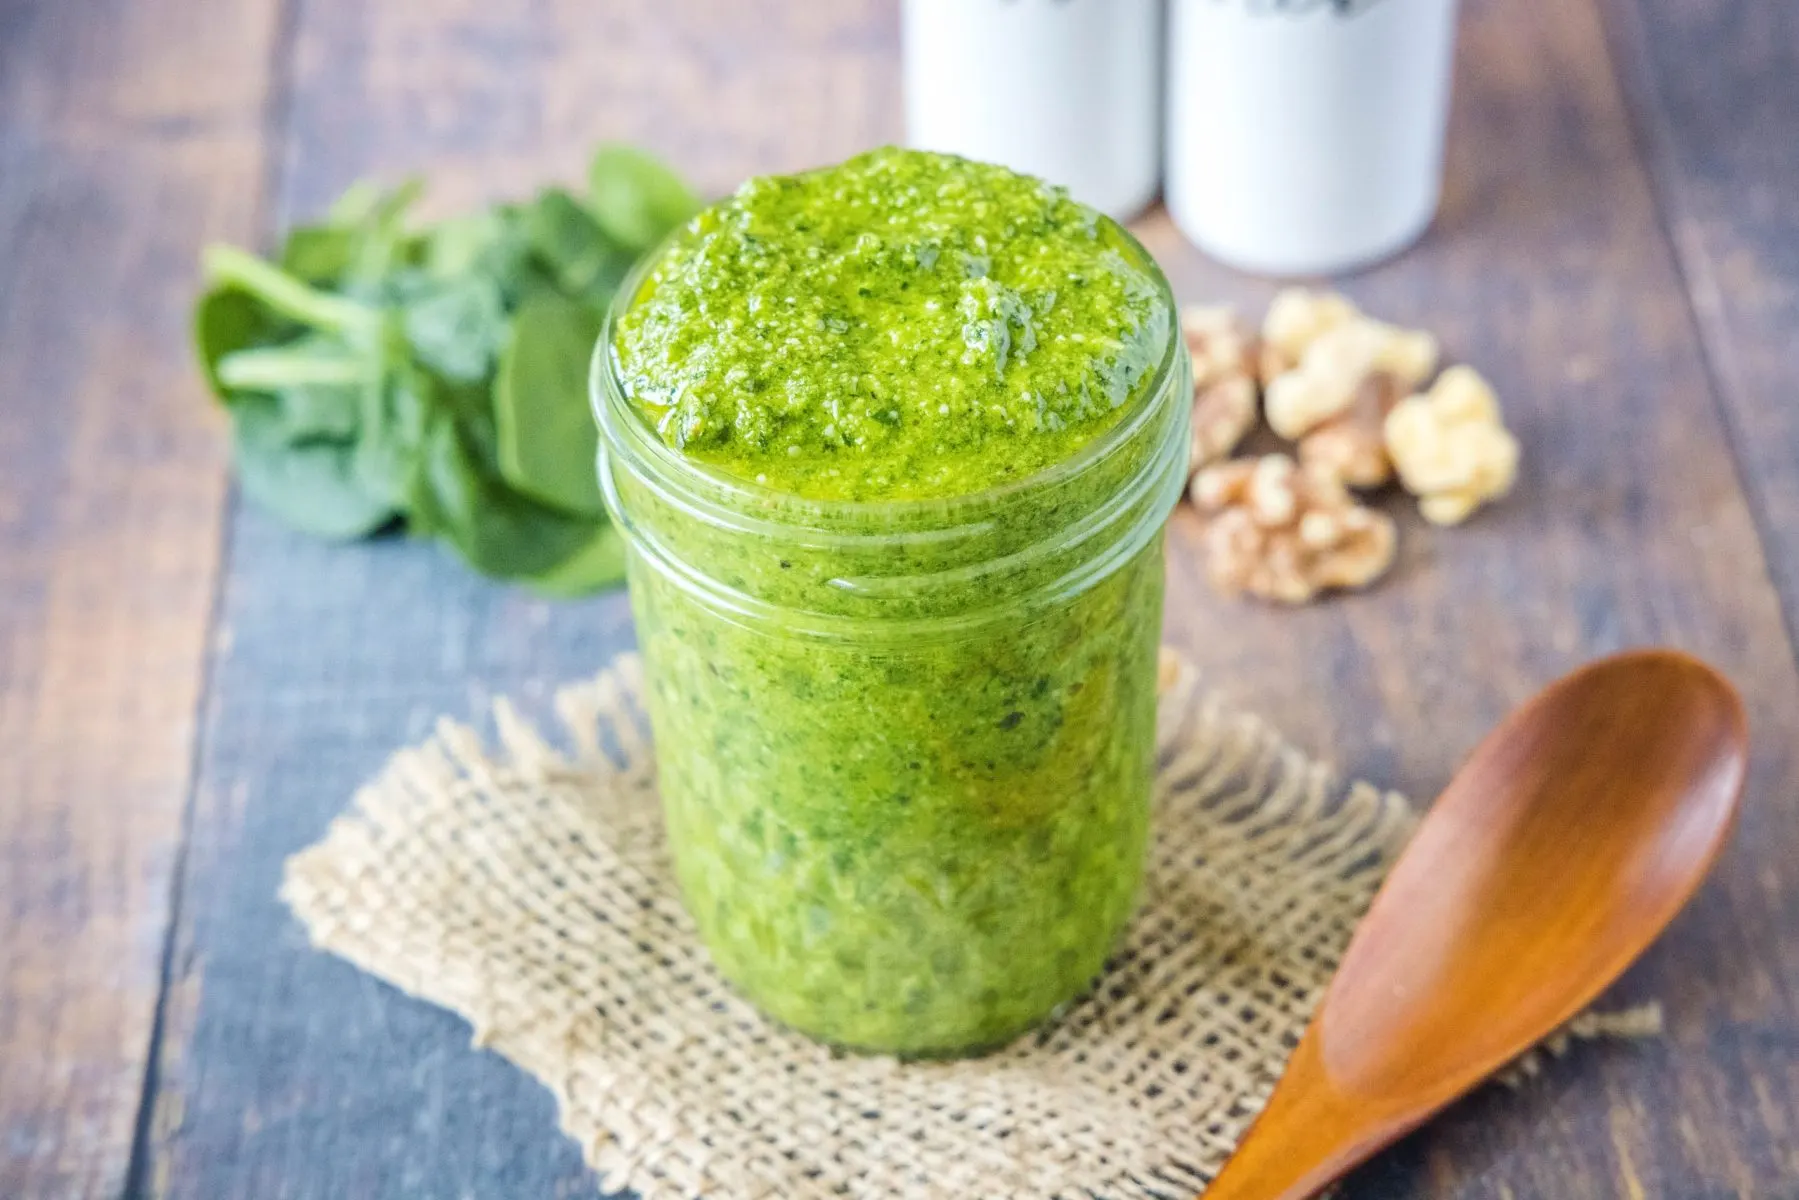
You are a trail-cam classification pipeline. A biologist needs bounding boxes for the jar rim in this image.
[589,217,1184,532]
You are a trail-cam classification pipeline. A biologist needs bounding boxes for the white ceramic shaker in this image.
[1166,0,1461,276]
[901,0,1163,222]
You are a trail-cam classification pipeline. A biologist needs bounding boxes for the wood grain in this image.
[0,0,285,1195]
[275,0,901,218]
[126,0,1799,1197]
[1598,0,1799,673]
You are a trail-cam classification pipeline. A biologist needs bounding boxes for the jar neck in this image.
[592,255,1191,642]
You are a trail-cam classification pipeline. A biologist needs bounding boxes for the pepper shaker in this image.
[1166,0,1461,276]
[902,0,1163,221]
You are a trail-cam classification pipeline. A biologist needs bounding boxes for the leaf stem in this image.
[216,346,372,390]
[203,243,379,335]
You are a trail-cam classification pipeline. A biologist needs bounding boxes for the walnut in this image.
[1183,304,1258,384]
[1263,321,1379,439]
[1191,375,1258,473]
[1190,454,1398,604]
[1384,365,1521,526]
[1259,287,1359,379]
[1368,320,1440,386]
[1182,306,1261,471]
[1263,312,1439,440]
[1298,371,1407,488]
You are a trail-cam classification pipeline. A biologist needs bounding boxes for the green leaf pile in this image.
[193,145,699,593]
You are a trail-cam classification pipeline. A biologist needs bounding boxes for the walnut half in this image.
[1259,288,1439,441]
[1182,306,1260,472]
[1190,454,1398,604]
[1298,370,1408,489]
[1385,365,1521,525]
[1258,287,1359,380]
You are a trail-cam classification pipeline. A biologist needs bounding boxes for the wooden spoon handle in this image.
[1199,1039,1413,1200]
[1201,1127,1368,1200]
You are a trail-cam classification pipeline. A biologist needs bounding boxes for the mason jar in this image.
[592,236,1191,1058]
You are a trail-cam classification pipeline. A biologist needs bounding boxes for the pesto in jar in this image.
[604,148,1183,1055]
[613,147,1166,500]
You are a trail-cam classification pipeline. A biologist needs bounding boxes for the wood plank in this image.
[143,3,900,1197]
[275,0,901,219]
[0,0,287,1195]
[143,1,1799,1198]
[1598,0,1799,682]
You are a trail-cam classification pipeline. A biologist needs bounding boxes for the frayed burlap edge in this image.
[281,650,1655,1200]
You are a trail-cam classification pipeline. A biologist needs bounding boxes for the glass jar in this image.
[592,238,1191,1057]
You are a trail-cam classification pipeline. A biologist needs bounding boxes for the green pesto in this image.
[627,541,1165,1055]
[612,147,1167,501]
[603,149,1183,1056]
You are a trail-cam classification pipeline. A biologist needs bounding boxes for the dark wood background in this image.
[3,0,1796,1196]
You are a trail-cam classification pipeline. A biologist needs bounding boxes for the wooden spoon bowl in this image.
[1202,649,1748,1200]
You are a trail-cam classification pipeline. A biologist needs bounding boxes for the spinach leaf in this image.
[282,225,357,285]
[524,188,632,304]
[588,144,699,255]
[493,291,605,516]
[426,367,503,465]
[194,285,288,399]
[425,209,530,286]
[402,275,509,384]
[278,384,362,442]
[193,145,694,595]
[231,395,396,539]
[528,524,627,596]
[338,177,427,291]
[412,415,600,580]
[351,367,432,512]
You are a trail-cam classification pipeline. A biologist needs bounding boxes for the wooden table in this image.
[4,0,1796,1195]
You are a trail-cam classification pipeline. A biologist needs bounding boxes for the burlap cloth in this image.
[282,651,1657,1199]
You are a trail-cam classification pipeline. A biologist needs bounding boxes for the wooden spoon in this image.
[1201,649,1747,1200]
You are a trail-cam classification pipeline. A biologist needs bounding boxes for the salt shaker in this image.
[901,0,1163,222]
[1166,0,1461,276]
